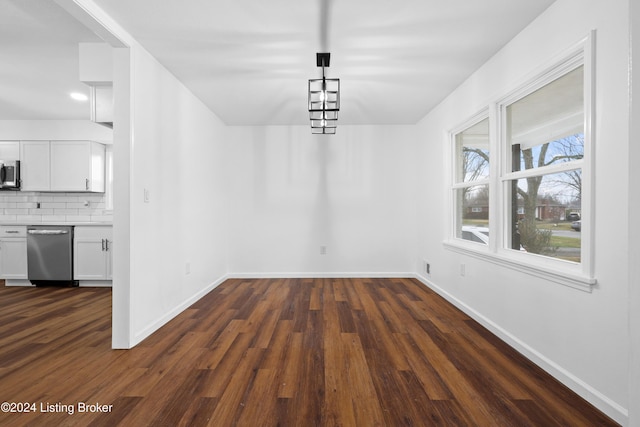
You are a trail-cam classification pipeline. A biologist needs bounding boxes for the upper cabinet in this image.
[51,141,105,192]
[20,140,105,192]
[20,141,50,191]
[0,141,20,160]
[90,85,113,128]
[80,43,114,129]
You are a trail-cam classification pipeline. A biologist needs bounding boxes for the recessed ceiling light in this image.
[70,92,88,102]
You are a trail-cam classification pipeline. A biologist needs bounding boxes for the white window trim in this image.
[445,32,596,293]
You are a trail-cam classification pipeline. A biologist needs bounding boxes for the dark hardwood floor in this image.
[0,278,618,426]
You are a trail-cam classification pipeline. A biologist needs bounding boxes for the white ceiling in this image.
[2,0,557,125]
[0,0,102,120]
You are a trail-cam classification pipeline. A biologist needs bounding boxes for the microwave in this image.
[0,160,20,190]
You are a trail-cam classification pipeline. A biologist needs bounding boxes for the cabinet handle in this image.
[101,239,105,251]
[105,239,109,251]
[5,230,19,234]
[86,178,89,190]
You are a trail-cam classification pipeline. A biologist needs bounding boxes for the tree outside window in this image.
[453,117,490,244]
[506,66,584,262]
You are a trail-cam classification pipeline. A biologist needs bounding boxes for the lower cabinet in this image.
[0,226,27,279]
[74,226,112,281]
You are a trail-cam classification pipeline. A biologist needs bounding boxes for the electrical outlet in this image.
[320,245,327,255]
[460,263,466,277]
[423,260,431,276]
[144,188,151,203]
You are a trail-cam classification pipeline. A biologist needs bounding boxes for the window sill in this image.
[443,240,596,293]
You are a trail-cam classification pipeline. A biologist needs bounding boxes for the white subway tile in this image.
[89,215,113,222]
[4,208,29,215]
[40,215,66,222]
[55,208,78,215]
[16,215,42,222]
[41,202,66,209]
[66,202,87,209]
[30,209,53,215]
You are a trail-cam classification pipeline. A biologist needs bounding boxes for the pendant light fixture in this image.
[308,52,340,134]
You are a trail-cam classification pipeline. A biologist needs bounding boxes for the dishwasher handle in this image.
[28,229,69,235]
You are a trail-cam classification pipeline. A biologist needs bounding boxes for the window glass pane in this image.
[512,134,584,172]
[508,171,581,262]
[455,118,490,183]
[508,66,584,172]
[455,184,489,244]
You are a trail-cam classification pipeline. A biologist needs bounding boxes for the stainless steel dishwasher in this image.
[27,225,76,286]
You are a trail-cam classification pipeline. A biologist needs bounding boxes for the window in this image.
[504,66,584,263]
[452,116,490,245]
[446,35,595,290]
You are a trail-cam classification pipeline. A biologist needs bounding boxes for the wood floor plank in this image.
[205,347,265,426]
[340,332,386,426]
[323,280,358,426]
[277,332,303,398]
[235,368,280,426]
[0,280,619,426]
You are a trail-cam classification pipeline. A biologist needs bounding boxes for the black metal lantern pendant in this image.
[308,52,340,134]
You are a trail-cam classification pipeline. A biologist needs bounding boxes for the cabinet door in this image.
[74,238,107,280]
[20,141,50,191]
[50,141,91,191]
[0,141,20,160]
[74,226,112,280]
[0,238,28,279]
[89,142,105,192]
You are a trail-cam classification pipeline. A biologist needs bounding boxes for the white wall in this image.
[628,1,640,425]
[225,125,417,276]
[126,46,229,345]
[414,0,629,423]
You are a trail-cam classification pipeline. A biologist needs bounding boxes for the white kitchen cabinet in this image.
[0,226,27,279]
[0,141,20,160]
[20,141,51,191]
[19,141,105,192]
[51,141,105,192]
[90,85,113,127]
[74,226,112,281]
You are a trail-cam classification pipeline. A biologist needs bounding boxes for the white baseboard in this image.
[3,279,33,287]
[413,273,628,426]
[227,271,415,279]
[131,273,229,347]
[78,281,112,288]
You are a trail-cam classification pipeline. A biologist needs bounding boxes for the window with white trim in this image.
[504,65,584,262]
[452,116,490,245]
[447,35,595,290]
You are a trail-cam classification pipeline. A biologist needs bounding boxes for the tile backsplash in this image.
[0,192,112,223]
